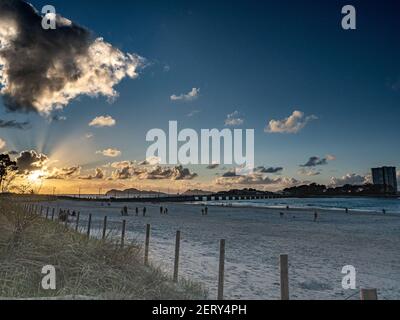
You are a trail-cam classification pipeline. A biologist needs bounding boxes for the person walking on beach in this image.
[205,206,208,216]
[135,207,139,216]
[201,209,205,216]
[160,206,163,214]
[383,209,386,215]
[143,207,147,217]
[345,208,349,214]
[314,211,318,222]
[164,207,168,215]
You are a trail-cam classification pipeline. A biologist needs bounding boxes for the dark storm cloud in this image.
[206,164,219,170]
[256,166,283,174]
[0,0,143,114]
[0,119,30,129]
[301,156,328,167]
[15,150,48,173]
[221,170,239,178]
[0,0,91,113]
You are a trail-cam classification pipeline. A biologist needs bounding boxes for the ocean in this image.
[205,197,400,214]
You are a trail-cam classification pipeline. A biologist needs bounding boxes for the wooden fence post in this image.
[144,224,151,266]
[86,214,92,238]
[121,220,126,248]
[173,230,181,282]
[360,289,378,300]
[280,254,289,300]
[102,216,108,240]
[64,213,69,228]
[75,212,80,232]
[217,239,226,300]
[51,208,55,221]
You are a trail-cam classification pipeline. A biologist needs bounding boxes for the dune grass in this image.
[0,196,207,300]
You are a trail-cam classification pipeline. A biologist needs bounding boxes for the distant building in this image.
[371,167,397,193]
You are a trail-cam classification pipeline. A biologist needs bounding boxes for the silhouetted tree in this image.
[0,154,17,192]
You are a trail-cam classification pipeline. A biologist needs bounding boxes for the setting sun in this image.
[27,170,44,183]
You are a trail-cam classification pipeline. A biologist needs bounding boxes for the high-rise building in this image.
[371,166,398,193]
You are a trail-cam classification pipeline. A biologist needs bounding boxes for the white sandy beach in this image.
[39,199,400,300]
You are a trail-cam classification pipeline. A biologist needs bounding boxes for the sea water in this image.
[206,197,400,214]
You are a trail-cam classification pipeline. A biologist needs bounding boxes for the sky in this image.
[0,0,399,194]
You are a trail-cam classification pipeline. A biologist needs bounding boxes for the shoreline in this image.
[186,201,400,215]
[45,194,400,216]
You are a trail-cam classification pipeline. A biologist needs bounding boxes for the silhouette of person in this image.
[164,208,168,215]
[123,206,128,216]
[383,209,386,214]
[201,209,205,216]
[160,206,163,214]
[205,207,208,216]
[314,211,318,222]
[135,207,139,216]
[143,207,147,217]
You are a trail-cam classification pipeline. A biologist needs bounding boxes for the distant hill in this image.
[216,188,274,196]
[182,189,214,196]
[106,188,166,197]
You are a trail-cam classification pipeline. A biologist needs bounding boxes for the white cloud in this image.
[89,115,116,127]
[225,111,244,126]
[139,156,162,166]
[187,110,200,117]
[110,162,197,181]
[96,148,121,158]
[46,166,81,180]
[171,88,200,102]
[0,138,6,150]
[329,173,369,187]
[326,154,336,161]
[79,168,105,180]
[265,110,317,134]
[85,133,94,139]
[216,172,303,189]
[298,168,321,176]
